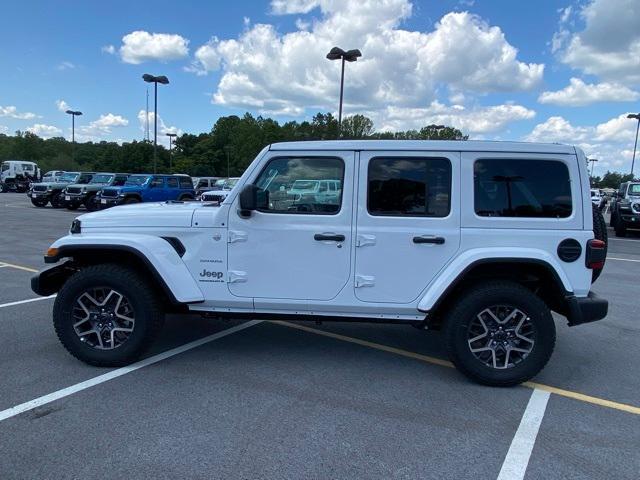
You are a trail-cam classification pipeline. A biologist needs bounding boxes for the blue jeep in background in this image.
[96,174,195,208]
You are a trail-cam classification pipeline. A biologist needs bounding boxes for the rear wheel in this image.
[178,194,193,202]
[53,264,164,367]
[444,281,555,387]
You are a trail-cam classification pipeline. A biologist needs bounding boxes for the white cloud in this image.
[556,0,640,85]
[271,0,320,14]
[119,31,189,64]
[137,110,182,146]
[378,101,535,134]
[184,37,221,75]
[92,113,128,128]
[0,125,9,135]
[0,105,39,120]
[524,114,640,175]
[74,113,129,142]
[57,61,75,70]
[538,78,640,106]
[56,99,70,112]
[102,45,116,55]
[188,0,543,132]
[26,124,62,138]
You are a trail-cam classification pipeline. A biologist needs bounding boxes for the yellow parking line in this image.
[274,321,640,416]
[0,261,38,273]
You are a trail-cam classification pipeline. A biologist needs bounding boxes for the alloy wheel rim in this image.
[467,305,535,369]
[72,287,135,350]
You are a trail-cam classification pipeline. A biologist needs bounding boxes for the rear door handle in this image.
[314,233,345,242]
[413,235,445,245]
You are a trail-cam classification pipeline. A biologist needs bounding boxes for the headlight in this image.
[118,193,126,197]
[96,190,103,196]
[81,187,86,193]
[47,186,52,191]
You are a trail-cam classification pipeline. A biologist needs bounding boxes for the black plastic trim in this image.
[557,238,581,262]
[161,237,186,257]
[565,292,608,326]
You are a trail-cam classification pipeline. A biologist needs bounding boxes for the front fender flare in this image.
[43,233,204,304]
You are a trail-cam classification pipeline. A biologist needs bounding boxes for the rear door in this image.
[354,151,460,303]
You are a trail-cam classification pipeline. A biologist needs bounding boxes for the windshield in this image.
[90,174,114,184]
[59,172,79,183]
[629,184,640,195]
[226,178,239,189]
[125,175,151,186]
[214,179,226,187]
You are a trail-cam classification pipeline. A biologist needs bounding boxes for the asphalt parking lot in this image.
[0,193,639,479]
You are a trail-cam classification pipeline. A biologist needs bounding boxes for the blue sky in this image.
[1,0,639,175]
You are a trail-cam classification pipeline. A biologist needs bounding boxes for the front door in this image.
[354,151,460,304]
[227,151,354,301]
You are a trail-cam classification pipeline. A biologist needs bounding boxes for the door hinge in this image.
[355,275,375,288]
[227,271,248,283]
[228,230,248,244]
[356,234,376,247]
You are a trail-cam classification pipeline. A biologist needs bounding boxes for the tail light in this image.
[586,239,606,270]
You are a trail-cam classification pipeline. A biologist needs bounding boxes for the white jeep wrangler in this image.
[32,140,608,386]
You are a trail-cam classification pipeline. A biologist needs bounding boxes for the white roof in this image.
[269,140,576,155]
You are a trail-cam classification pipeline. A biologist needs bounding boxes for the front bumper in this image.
[28,191,52,199]
[565,292,608,326]
[619,212,640,223]
[97,196,122,208]
[62,193,87,205]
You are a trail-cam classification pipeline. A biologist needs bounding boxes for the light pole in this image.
[142,74,170,173]
[65,110,82,159]
[166,133,176,173]
[326,47,361,132]
[588,158,598,179]
[628,113,640,177]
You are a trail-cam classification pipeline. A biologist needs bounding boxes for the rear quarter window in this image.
[179,177,193,188]
[474,159,572,218]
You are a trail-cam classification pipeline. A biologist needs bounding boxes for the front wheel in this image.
[444,281,555,387]
[123,197,140,205]
[53,264,164,367]
[50,192,64,208]
[30,198,48,207]
[85,195,99,211]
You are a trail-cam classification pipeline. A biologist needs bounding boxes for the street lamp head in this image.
[142,74,170,84]
[65,110,82,116]
[628,113,640,120]
[326,47,362,62]
[165,133,177,138]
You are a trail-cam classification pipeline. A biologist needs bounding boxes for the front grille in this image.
[66,187,82,194]
[101,189,119,198]
[33,185,47,192]
[203,193,224,202]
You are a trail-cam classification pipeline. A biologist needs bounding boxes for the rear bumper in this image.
[565,292,608,326]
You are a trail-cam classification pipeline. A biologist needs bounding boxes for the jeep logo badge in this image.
[200,269,223,279]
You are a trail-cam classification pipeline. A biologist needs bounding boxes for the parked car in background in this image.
[194,177,222,199]
[200,177,240,203]
[42,171,66,183]
[29,172,94,208]
[62,173,129,211]
[1,160,41,192]
[609,181,640,236]
[97,174,195,208]
[590,188,605,211]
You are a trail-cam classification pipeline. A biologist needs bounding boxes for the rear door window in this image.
[167,177,179,188]
[474,159,572,218]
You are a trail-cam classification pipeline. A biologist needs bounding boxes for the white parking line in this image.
[0,295,57,309]
[0,320,261,423]
[607,256,640,263]
[497,389,550,480]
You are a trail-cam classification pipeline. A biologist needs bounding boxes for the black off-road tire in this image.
[444,281,556,387]
[123,197,140,205]
[591,207,607,283]
[66,203,79,211]
[53,264,165,367]
[178,194,194,202]
[614,216,627,237]
[30,198,48,207]
[85,194,99,212]
[50,192,64,208]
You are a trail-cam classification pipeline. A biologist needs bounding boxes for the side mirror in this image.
[239,184,268,217]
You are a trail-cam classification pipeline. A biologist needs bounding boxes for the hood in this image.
[78,201,220,228]
[32,181,70,188]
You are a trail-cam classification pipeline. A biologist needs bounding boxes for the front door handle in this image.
[413,235,445,245]
[314,233,345,242]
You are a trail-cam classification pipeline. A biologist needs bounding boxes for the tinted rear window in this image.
[474,159,572,218]
[368,157,451,217]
